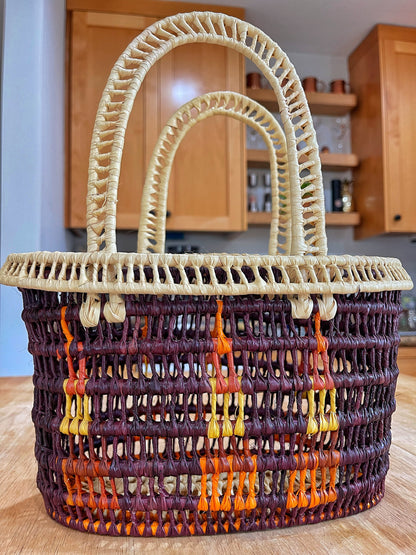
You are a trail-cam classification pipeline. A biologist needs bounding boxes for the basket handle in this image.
[137,91,291,255]
[86,11,326,257]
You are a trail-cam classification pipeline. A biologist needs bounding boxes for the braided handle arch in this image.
[137,91,290,255]
[87,11,326,256]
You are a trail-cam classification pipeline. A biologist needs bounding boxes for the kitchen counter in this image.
[1,371,415,555]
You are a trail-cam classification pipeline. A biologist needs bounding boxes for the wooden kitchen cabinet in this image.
[349,25,416,239]
[66,1,246,232]
[246,88,361,227]
[67,11,160,229]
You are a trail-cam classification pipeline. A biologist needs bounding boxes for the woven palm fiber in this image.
[23,286,401,536]
[0,10,412,537]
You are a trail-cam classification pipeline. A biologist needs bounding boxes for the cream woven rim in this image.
[0,11,413,327]
[1,251,411,296]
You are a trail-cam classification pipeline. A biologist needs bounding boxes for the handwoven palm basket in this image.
[0,12,413,537]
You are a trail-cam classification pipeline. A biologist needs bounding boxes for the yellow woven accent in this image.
[79,389,92,436]
[59,415,71,435]
[59,379,72,435]
[307,388,319,435]
[328,388,339,431]
[208,378,220,439]
[234,377,245,436]
[222,384,233,437]
[69,389,82,435]
[319,389,329,432]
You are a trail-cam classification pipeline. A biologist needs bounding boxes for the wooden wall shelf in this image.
[307,91,357,115]
[246,84,360,228]
[246,149,271,167]
[247,149,359,171]
[247,211,360,226]
[320,152,359,170]
[246,88,357,115]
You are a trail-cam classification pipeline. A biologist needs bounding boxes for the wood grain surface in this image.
[1,368,415,555]
[66,3,246,233]
[349,24,416,238]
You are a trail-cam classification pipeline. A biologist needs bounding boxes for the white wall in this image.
[0,0,66,376]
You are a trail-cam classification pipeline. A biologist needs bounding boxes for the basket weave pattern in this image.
[25,287,400,535]
[0,10,412,538]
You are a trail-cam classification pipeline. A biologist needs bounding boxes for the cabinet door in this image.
[67,11,246,233]
[67,12,159,228]
[159,44,246,231]
[382,37,416,232]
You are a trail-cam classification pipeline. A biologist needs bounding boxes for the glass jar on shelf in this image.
[341,179,354,212]
[246,126,266,150]
[331,116,350,153]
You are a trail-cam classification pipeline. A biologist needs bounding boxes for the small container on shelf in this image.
[248,194,258,213]
[331,116,350,153]
[263,192,272,212]
[302,76,326,92]
[331,179,343,212]
[330,79,350,94]
[248,172,258,188]
[246,72,262,89]
[263,171,271,188]
[342,179,354,212]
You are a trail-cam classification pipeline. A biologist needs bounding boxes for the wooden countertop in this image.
[1,372,415,555]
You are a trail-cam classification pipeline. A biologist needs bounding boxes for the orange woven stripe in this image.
[211,299,232,355]
[60,306,74,344]
[314,311,328,353]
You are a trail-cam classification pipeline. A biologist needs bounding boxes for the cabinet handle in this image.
[393,214,402,222]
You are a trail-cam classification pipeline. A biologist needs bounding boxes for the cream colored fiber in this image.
[86,11,325,257]
[0,11,413,327]
[137,91,290,256]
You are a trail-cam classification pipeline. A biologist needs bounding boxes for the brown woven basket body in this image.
[1,11,412,538]
[24,285,401,536]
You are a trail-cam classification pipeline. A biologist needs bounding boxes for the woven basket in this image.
[0,11,413,537]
